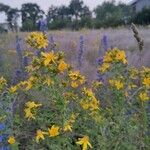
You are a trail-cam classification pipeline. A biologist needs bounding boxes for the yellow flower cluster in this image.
[99,48,127,74]
[35,125,60,143]
[109,79,124,90]
[103,48,127,64]
[80,88,99,111]
[41,51,68,73]
[20,76,37,91]
[69,71,86,88]
[24,101,42,120]
[26,32,49,49]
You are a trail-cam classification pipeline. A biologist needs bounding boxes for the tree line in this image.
[0,0,150,31]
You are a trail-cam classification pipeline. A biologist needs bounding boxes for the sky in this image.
[0,0,133,23]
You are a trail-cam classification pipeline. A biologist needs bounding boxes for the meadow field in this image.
[0,27,150,81]
[0,27,150,150]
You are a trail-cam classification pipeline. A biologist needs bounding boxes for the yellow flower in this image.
[0,77,7,91]
[79,75,86,84]
[42,51,57,66]
[69,71,80,81]
[103,52,113,63]
[26,32,48,49]
[58,60,68,72]
[115,50,127,64]
[76,136,92,150]
[24,101,42,120]
[80,101,90,110]
[0,76,7,85]
[63,124,72,132]
[139,92,149,101]
[24,108,35,120]
[36,130,47,143]
[115,81,124,90]
[21,76,37,91]
[83,88,94,97]
[8,136,15,144]
[48,125,60,137]
[99,63,110,73]
[25,101,42,109]
[109,79,124,90]
[142,77,150,88]
[71,81,79,88]
[90,97,99,110]
[9,86,17,93]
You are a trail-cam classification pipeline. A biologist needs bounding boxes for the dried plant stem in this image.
[131,23,144,68]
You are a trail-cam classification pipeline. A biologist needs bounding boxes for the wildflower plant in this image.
[7,32,150,150]
[0,77,17,150]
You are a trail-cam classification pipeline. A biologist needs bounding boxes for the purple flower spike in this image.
[77,35,84,70]
[102,35,108,51]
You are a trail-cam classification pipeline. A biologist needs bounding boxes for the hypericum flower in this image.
[9,86,17,93]
[24,101,42,120]
[139,92,149,101]
[63,124,72,132]
[76,136,92,150]
[109,79,124,90]
[69,71,80,81]
[79,75,86,84]
[115,50,127,64]
[36,130,48,143]
[142,77,150,88]
[26,32,48,49]
[0,77,7,85]
[8,136,15,144]
[71,81,79,88]
[83,88,94,97]
[25,101,42,109]
[42,51,57,66]
[103,53,112,63]
[90,97,100,110]
[115,81,124,90]
[24,108,35,120]
[48,125,60,137]
[58,60,68,73]
[99,63,110,73]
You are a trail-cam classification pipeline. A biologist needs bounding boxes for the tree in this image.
[94,1,128,28]
[47,5,59,22]
[57,5,71,20]
[7,8,20,31]
[133,8,150,25]
[0,3,10,13]
[69,0,84,20]
[21,3,44,31]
